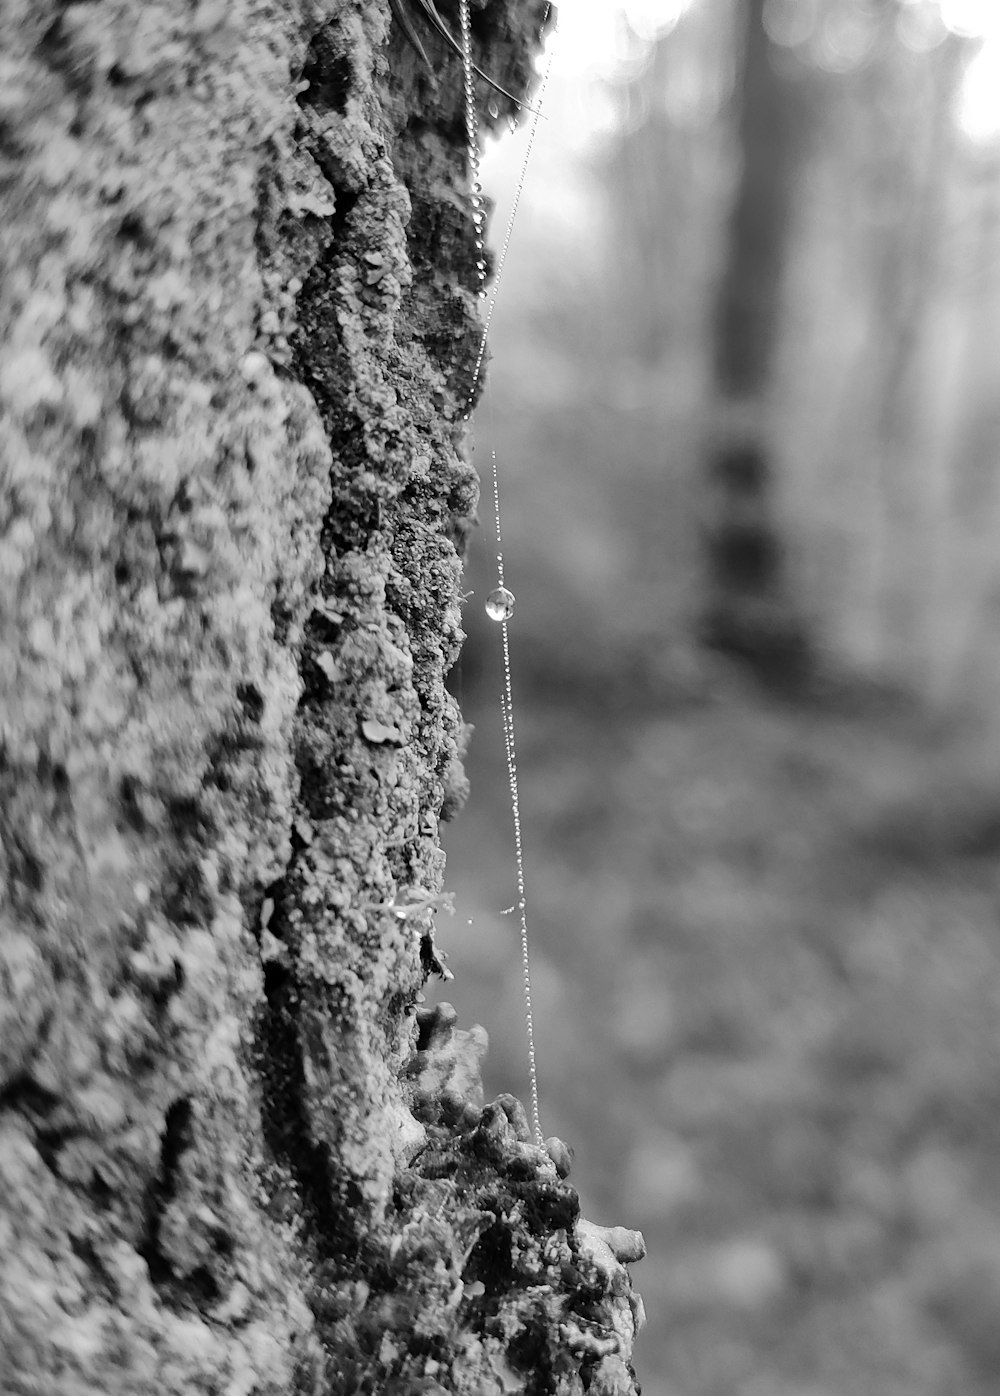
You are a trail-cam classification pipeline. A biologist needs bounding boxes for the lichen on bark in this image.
[0,1,643,1393]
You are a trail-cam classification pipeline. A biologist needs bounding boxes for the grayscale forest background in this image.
[439,1,1000,1392]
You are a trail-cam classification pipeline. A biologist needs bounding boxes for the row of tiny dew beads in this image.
[458,0,554,1150]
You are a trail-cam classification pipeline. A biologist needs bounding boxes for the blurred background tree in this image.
[438,2,1000,1393]
[699,0,816,683]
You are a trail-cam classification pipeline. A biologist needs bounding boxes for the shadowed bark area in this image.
[0,1,643,1393]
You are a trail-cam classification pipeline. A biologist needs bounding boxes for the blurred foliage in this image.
[438,2,1000,1393]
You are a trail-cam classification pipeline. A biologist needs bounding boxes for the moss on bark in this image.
[0,1,643,1392]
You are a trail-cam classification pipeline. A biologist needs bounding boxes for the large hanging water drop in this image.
[485,586,515,622]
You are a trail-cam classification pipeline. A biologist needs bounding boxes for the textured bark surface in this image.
[0,1,643,1392]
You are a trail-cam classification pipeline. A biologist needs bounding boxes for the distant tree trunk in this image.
[0,3,643,1394]
[700,0,813,684]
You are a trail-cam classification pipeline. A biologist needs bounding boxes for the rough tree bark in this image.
[0,2,644,1393]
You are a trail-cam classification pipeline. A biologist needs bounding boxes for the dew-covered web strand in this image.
[492,460,542,1149]
[458,0,554,1148]
[459,0,489,334]
[461,4,556,422]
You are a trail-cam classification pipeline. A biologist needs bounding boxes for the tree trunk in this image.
[0,2,643,1392]
[700,0,812,685]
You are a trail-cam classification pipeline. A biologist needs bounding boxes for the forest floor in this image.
[438,662,1000,1396]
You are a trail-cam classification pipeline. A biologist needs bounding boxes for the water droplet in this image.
[485,586,515,622]
[487,98,500,119]
[507,116,519,134]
